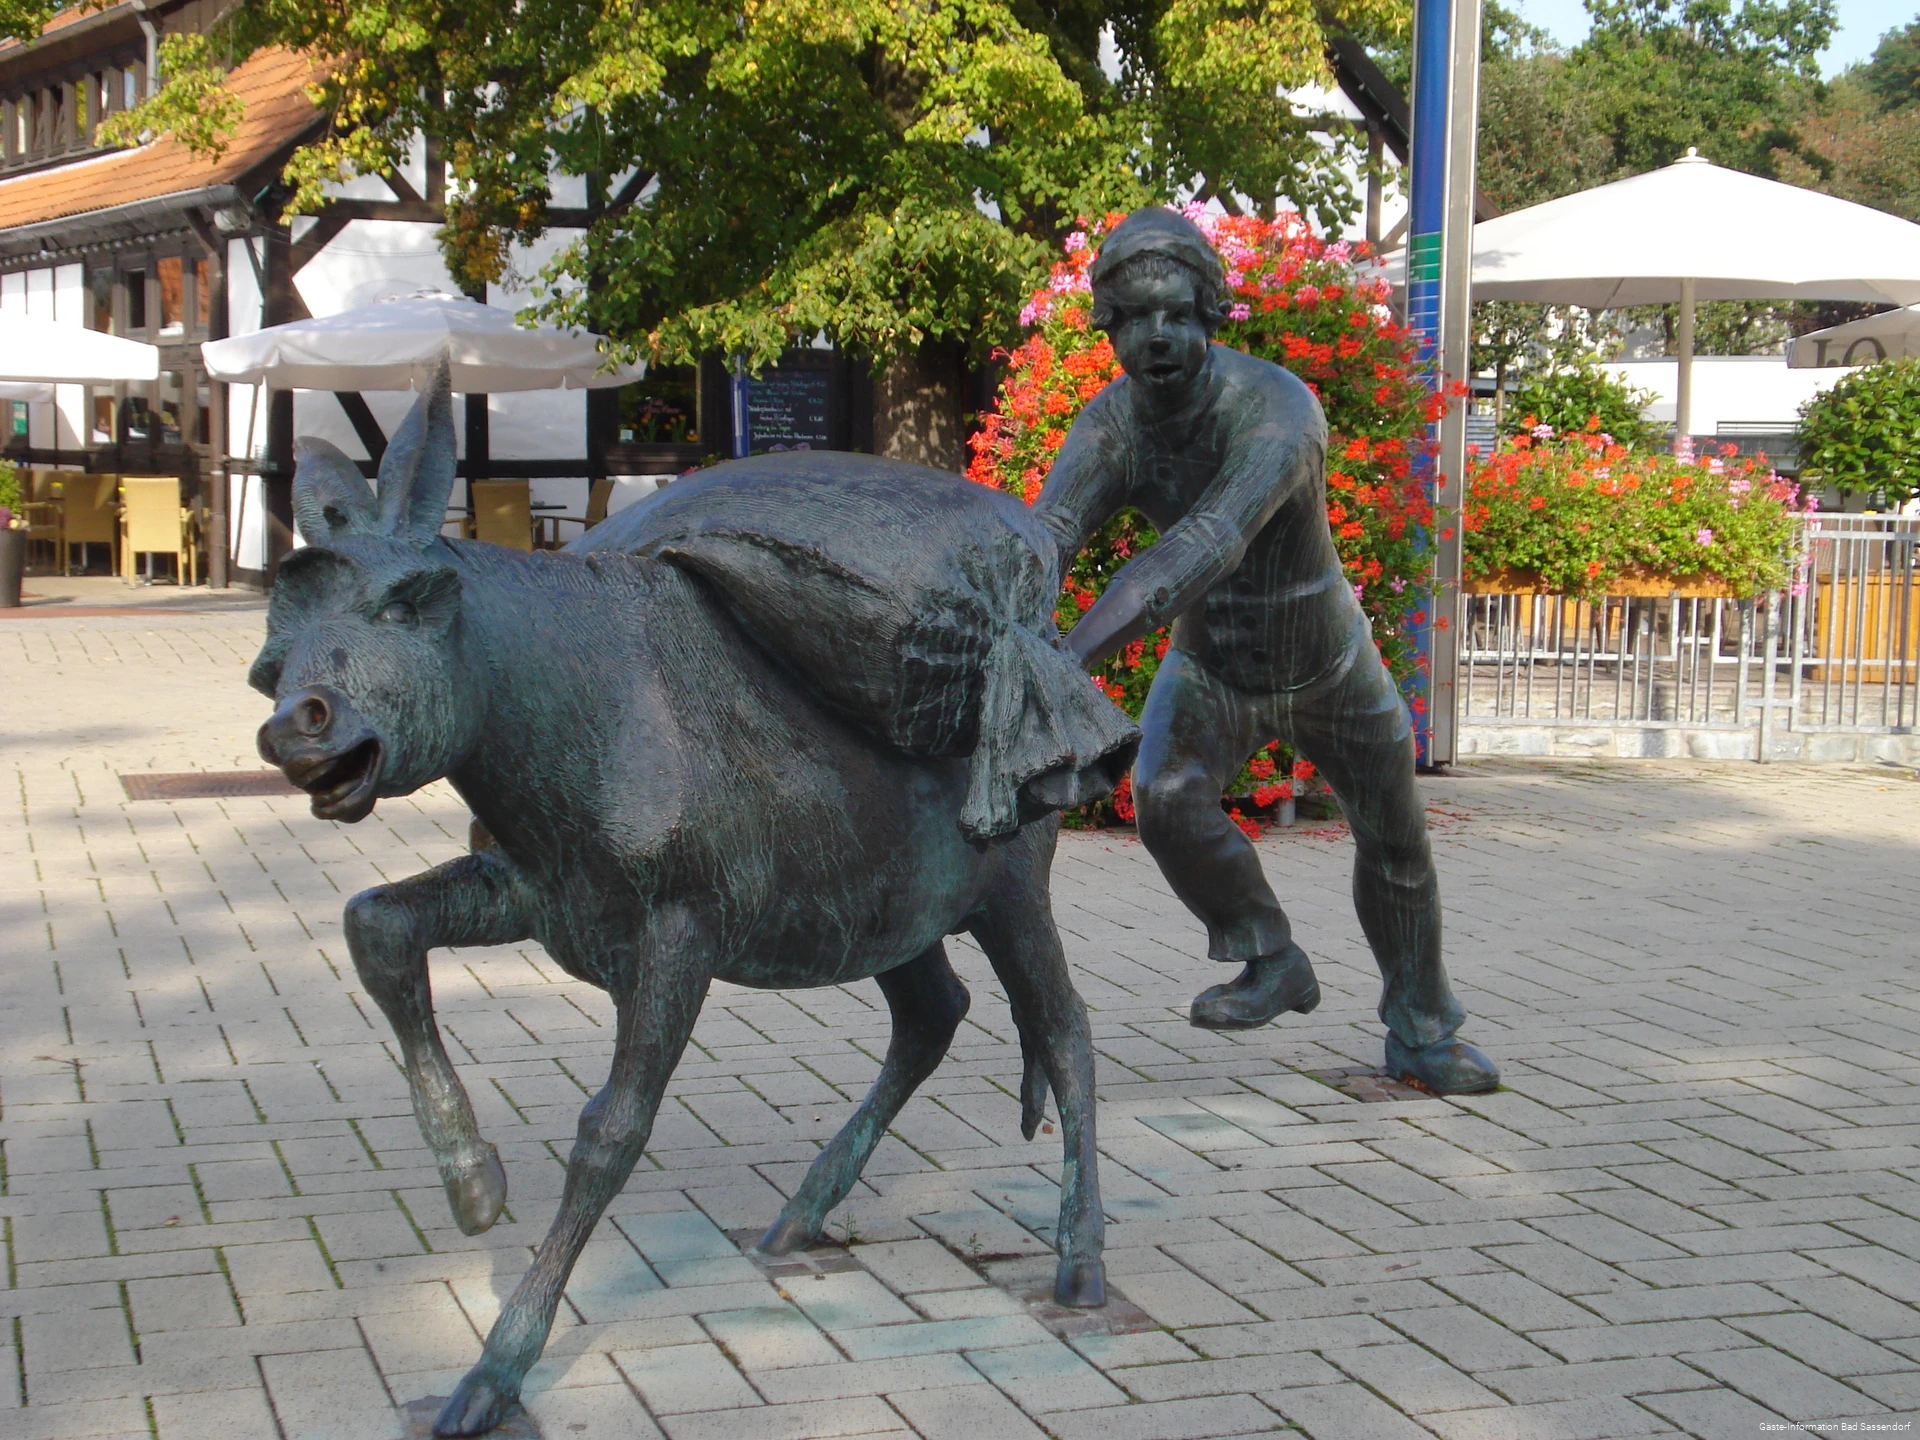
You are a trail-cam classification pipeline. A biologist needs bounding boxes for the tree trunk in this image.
[871,340,967,473]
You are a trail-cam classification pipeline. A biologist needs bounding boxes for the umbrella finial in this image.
[1681,147,1704,162]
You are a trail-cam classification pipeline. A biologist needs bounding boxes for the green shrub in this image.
[1797,358,1920,506]
[0,461,19,515]
[1506,360,1662,451]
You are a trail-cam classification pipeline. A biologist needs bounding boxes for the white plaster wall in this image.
[487,227,587,465]
[1610,356,1856,432]
[51,263,83,450]
[227,238,269,571]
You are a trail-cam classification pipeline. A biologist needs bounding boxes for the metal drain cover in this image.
[120,771,300,801]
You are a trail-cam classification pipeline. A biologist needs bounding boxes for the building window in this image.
[125,269,146,330]
[90,391,112,444]
[10,401,26,437]
[89,271,110,331]
[159,370,183,444]
[157,256,182,334]
[194,258,210,330]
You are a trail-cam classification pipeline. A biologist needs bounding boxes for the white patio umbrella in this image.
[0,381,55,402]
[1786,306,1920,369]
[1391,151,1920,435]
[200,290,643,392]
[0,314,159,382]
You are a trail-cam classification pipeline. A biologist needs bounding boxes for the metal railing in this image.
[1460,514,1918,742]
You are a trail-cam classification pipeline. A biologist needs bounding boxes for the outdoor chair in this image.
[20,469,62,573]
[118,476,198,586]
[536,477,613,549]
[58,473,119,575]
[468,479,535,550]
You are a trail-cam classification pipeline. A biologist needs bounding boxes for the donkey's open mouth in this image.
[288,737,383,821]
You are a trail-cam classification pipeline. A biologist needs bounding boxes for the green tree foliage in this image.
[1569,0,1835,178]
[1474,5,1612,211]
[1778,21,1920,225]
[1507,358,1662,448]
[82,0,1409,373]
[1859,17,1920,111]
[1797,357,1920,505]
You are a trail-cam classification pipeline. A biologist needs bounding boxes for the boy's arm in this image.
[1065,414,1317,666]
[1030,397,1132,560]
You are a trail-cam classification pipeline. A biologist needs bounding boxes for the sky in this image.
[1510,0,1916,74]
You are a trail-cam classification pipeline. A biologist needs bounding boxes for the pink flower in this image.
[1326,240,1353,264]
[1695,527,1715,546]
[1019,298,1051,326]
[1294,286,1321,307]
[1531,423,1555,439]
[1228,303,1251,321]
[1064,231,1088,253]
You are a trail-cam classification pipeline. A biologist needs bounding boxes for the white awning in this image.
[0,315,160,383]
[200,290,646,393]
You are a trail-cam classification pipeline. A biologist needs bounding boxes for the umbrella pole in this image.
[1675,277,1695,450]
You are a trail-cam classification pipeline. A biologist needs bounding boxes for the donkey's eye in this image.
[378,600,418,625]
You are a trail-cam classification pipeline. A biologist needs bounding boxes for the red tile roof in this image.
[0,46,322,232]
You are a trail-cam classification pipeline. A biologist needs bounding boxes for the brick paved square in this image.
[6,604,1920,1438]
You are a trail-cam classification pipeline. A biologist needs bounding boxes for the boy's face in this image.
[1097,265,1211,399]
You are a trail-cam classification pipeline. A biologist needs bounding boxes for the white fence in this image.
[1457,514,1918,762]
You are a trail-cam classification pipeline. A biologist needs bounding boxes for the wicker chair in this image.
[537,478,614,548]
[119,476,198,586]
[468,479,535,550]
[58,473,119,575]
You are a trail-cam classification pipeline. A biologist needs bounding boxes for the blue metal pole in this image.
[1406,0,1452,763]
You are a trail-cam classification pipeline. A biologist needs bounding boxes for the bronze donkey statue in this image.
[250,367,1137,1436]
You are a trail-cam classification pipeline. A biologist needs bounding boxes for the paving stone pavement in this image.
[4,602,1920,1440]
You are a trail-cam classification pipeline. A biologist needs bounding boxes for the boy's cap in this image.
[1088,208,1224,290]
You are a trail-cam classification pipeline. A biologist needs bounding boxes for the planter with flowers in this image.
[0,462,24,608]
[967,207,1441,835]
[1463,422,1812,602]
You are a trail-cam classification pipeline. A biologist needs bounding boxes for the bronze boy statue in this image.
[1034,207,1499,1095]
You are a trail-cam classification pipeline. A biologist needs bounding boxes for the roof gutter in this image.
[0,183,243,260]
[131,0,159,97]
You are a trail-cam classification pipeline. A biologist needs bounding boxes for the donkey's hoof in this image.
[1054,1257,1107,1308]
[433,1369,518,1436]
[756,1212,818,1257]
[445,1146,508,1237]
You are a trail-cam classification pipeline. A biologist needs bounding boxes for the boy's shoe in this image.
[1190,944,1321,1029]
[1385,1033,1500,1095]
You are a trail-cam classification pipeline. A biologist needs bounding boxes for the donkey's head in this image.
[251,362,485,822]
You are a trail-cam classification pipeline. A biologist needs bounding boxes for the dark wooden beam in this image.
[333,392,388,465]
[606,169,654,213]
[290,212,353,275]
[383,166,423,204]
[181,207,223,261]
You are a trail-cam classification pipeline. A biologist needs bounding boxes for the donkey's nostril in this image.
[295,695,331,735]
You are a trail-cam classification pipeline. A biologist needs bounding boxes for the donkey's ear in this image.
[377,354,457,546]
[292,438,379,543]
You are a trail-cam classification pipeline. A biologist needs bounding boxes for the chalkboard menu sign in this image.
[746,355,834,453]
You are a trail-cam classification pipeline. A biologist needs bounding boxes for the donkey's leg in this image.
[970,821,1106,1308]
[436,951,708,1438]
[343,850,532,1236]
[760,943,970,1255]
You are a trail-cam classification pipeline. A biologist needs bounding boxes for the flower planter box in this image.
[1464,566,1737,600]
